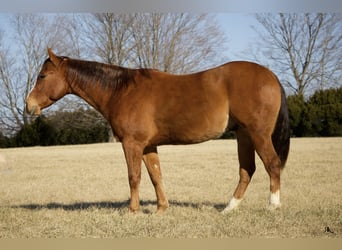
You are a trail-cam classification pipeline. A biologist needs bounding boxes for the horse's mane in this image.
[65,58,139,93]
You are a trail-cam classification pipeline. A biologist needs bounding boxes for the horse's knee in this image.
[128,173,141,189]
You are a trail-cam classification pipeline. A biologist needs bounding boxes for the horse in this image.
[26,48,290,213]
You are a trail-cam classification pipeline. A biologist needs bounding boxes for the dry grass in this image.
[0,138,341,238]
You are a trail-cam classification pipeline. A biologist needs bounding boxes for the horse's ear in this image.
[47,48,61,66]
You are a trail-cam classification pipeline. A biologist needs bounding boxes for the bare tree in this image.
[253,13,342,96]
[130,13,227,73]
[76,13,135,65]
[0,14,78,135]
[77,13,228,73]
[0,29,21,133]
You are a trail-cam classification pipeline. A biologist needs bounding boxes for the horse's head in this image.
[26,48,70,116]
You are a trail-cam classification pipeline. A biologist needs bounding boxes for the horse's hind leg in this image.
[250,132,282,210]
[223,129,256,213]
[143,146,169,213]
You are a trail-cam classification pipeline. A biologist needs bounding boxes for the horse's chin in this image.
[26,103,42,116]
[30,106,42,116]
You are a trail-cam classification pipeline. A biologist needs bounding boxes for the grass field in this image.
[0,138,341,238]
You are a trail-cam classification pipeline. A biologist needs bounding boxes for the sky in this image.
[0,13,259,64]
[0,0,341,12]
[1,0,340,63]
[216,13,258,61]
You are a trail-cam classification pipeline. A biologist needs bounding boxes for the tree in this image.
[0,29,20,134]
[14,116,57,147]
[129,13,227,73]
[76,13,135,65]
[287,87,342,137]
[253,13,342,96]
[77,13,228,73]
[0,14,79,136]
[307,87,342,136]
[0,131,10,148]
[287,94,309,136]
[46,108,108,145]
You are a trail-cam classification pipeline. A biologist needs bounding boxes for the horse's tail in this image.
[272,83,290,169]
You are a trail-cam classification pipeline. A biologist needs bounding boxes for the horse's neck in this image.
[66,60,136,119]
[67,71,113,118]
[70,81,108,113]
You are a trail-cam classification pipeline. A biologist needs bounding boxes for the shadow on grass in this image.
[12,200,130,211]
[12,200,226,212]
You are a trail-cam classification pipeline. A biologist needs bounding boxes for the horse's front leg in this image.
[143,146,169,213]
[122,139,144,212]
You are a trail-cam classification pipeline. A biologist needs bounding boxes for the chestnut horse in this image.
[26,48,290,213]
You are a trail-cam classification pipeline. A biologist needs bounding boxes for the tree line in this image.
[0,108,109,147]
[1,86,341,148]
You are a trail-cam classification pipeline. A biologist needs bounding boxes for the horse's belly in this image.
[198,113,229,139]
[154,88,229,145]
[166,111,229,144]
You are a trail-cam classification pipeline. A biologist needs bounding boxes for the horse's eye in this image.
[38,74,46,80]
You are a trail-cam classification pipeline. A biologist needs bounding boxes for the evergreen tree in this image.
[288,87,342,137]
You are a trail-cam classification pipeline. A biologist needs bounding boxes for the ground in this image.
[0,138,341,238]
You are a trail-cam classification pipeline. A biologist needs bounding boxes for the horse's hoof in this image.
[154,204,169,214]
[267,203,282,211]
[221,206,239,214]
[221,197,242,214]
[128,207,141,214]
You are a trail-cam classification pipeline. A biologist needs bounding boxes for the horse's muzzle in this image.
[26,98,41,116]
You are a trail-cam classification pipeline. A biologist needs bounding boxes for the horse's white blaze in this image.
[269,190,281,208]
[222,197,242,214]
